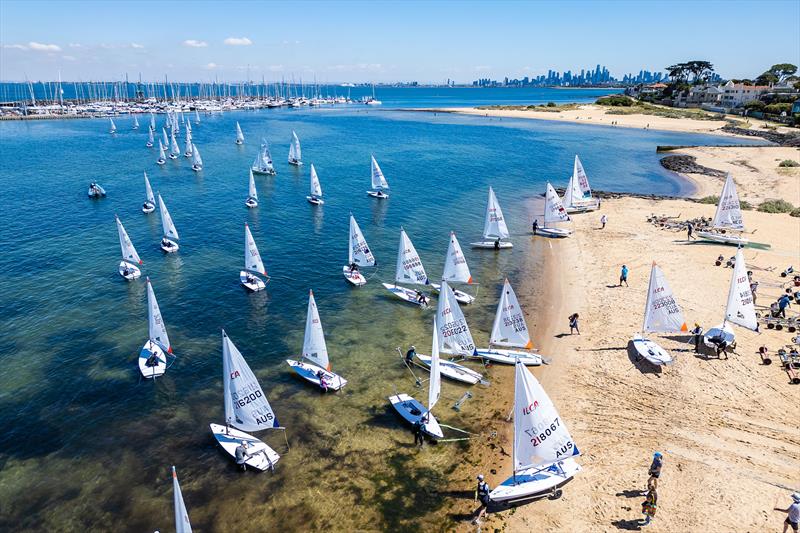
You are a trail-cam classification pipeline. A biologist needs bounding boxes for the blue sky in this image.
[1,0,798,82]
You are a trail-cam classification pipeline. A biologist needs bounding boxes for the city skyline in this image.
[1,0,798,83]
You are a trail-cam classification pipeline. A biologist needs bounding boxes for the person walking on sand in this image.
[600,214,607,229]
[569,313,580,335]
[641,487,658,527]
[691,323,704,353]
[532,219,538,235]
[620,265,629,287]
[775,492,800,533]
[472,474,491,525]
[687,222,695,241]
[778,294,791,319]
[647,452,663,490]
[750,281,759,306]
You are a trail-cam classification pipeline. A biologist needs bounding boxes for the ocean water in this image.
[0,104,761,532]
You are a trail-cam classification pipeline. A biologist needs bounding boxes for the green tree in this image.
[756,72,779,85]
[768,63,798,82]
[684,60,714,83]
[744,100,766,111]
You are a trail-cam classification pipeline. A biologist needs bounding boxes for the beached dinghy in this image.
[116,215,143,280]
[235,121,245,145]
[190,144,203,172]
[430,232,476,305]
[158,193,180,253]
[703,247,757,349]
[240,223,269,291]
[475,279,544,366]
[146,127,154,147]
[288,131,302,166]
[142,172,156,213]
[109,118,116,134]
[171,466,192,533]
[472,187,512,249]
[390,317,444,439]
[306,164,324,205]
[367,155,390,198]
[536,182,573,238]
[245,170,259,208]
[286,290,347,391]
[88,182,106,198]
[562,155,600,214]
[210,331,282,471]
[252,139,276,175]
[697,173,749,246]
[156,140,167,165]
[343,214,375,286]
[631,262,688,366]
[382,228,431,307]
[139,278,172,379]
[489,360,581,502]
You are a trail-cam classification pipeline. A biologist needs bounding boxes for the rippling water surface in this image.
[0,103,759,531]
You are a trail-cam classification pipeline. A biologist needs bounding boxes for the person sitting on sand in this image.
[569,313,580,335]
[774,492,800,533]
[641,487,658,527]
[473,474,491,525]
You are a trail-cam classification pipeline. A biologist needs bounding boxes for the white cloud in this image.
[69,43,82,48]
[28,42,62,52]
[2,44,28,50]
[224,37,252,46]
[204,62,218,70]
[131,43,145,49]
[183,39,208,48]
[63,55,76,61]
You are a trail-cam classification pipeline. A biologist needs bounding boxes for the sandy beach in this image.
[454,163,800,531]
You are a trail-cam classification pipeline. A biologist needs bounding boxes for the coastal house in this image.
[675,84,723,107]
[719,81,770,108]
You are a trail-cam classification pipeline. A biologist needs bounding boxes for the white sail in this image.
[158,194,179,241]
[436,281,476,356]
[289,131,301,162]
[109,118,116,132]
[158,140,167,161]
[302,290,330,371]
[172,466,192,533]
[149,113,156,130]
[244,223,267,276]
[162,127,169,148]
[348,215,375,266]
[725,248,757,330]
[235,122,244,143]
[395,228,428,285]
[184,133,193,156]
[254,138,274,171]
[147,128,154,145]
[116,216,142,265]
[248,170,258,200]
[544,182,570,224]
[170,132,180,155]
[194,109,200,123]
[490,279,533,349]
[428,317,441,411]
[513,360,579,472]
[563,155,587,208]
[185,117,192,134]
[482,187,509,239]
[133,115,139,129]
[144,172,155,205]
[222,331,279,432]
[442,232,472,284]
[712,173,744,231]
[370,156,389,190]
[191,144,202,167]
[642,263,688,334]
[309,164,323,197]
[146,278,171,353]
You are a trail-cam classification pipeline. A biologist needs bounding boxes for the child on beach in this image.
[569,313,580,335]
[620,265,629,287]
[600,214,607,229]
[641,487,658,527]
[472,474,491,525]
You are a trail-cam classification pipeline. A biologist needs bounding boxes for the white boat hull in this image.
[416,354,482,384]
[343,266,367,286]
[565,200,600,214]
[192,165,202,172]
[209,423,280,471]
[285,359,347,391]
[388,393,444,439]
[252,168,276,176]
[119,261,141,280]
[306,196,324,205]
[142,202,155,214]
[139,340,167,378]
[536,227,572,238]
[474,348,543,366]
[240,271,267,292]
[489,458,581,502]
[631,336,673,366]
[367,190,389,199]
[430,283,475,305]
[703,323,736,348]
[288,160,302,166]
[382,283,429,308]
[245,198,258,208]
[697,231,749,246]
[157,159,166,166]
[161,239,179,253]
[470,240,513,249]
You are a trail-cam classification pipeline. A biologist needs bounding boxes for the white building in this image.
[719,81,770,108]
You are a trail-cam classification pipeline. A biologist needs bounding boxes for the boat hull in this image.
[382,283,429,308]
[470,241,513,249]
[489,458,581,502]
[367,190,389,199]
[343,266,367,286]
[697,231,749,246]
[430,283,475,305]
[388,393,444,439]
[252,168,276,176]
[285,359,347,391]
[631,336,673,366]
[139,340,167,378]
[416,354,482,384]
[142,202,155,214]
[306,196,324,205]
[161,239,179,253]
[209,423,280,471]
[474,348,543,366]
[119,261,141,280]
[536,227,571,238]
[565,200,600,214]
[240,271,267,292]
[288,160,303,166]
[245,198,258,208]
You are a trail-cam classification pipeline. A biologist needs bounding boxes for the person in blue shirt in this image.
[620,265,629,287]
[778,294,791,318]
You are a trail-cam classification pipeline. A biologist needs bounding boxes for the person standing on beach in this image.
[569,313,580,335]
[691,323,704,353]
[641,487,658,527]
[687,222,695,241]
[750,281,759,306]
[532,219,538,235]
[620,265,629,287]
[775,492,800,533]
[778,294,791,319]
[647,452,663,490]
[600,214,607,229]
[413,418,424,448]
[473,474,491,525]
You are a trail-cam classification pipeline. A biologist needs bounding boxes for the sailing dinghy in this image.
[382,228,430,307]
[475,279,543,366]
[430,232,475,304]
[389,317,444,439]
[245,170,259,208]
[183,132,193,158]
[190,144,202,172]
[562,155,600,213]
[116,215,143,280]
[142,172,156,213]
[156,140,167,165]
[697,173,749,246]
[210,331,282,471]
[88,183,106,198]
[158,193,180,253]
[169,132,180,160]
[632,262,688,366]
[286,290,347,391]
[367,156,389,198]
[307,164,324,205]
[252,139,276,175]
[536,182,572,238]
[109,118,116,134]
[149,113,156,131]
[146,127,154,148]
[235,122,245,145]
[240,223,269,291]
[132,115,139,130]
[489,360,581,502]
[288,131,302,166]
[139,277,172,379]
[703,247,757,349]
[343,214,375,286]
[171,466,192,533]
[161,127,170,150]
[194,109,200,124]
[471,187,512,249]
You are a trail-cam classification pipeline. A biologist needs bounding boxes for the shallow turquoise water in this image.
[0,105,760,531]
